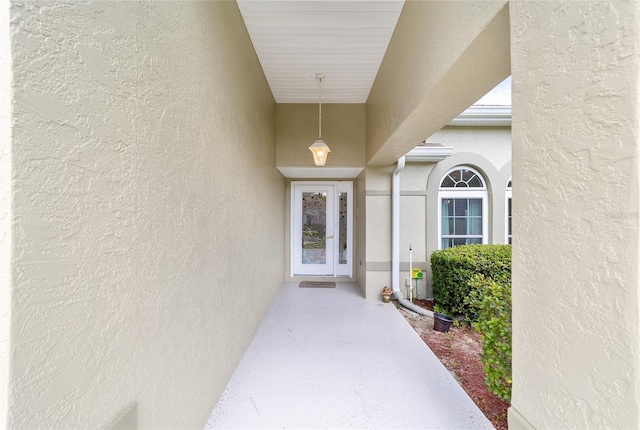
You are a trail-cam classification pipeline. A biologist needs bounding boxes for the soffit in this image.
[237,0,405,103]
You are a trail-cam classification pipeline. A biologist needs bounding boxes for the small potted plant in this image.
[381,286,393,303]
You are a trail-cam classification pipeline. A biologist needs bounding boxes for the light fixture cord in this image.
[318,76,322,139]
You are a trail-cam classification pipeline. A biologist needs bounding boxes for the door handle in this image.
[327,235,334,239]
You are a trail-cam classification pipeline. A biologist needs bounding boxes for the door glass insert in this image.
[292,182,351,277]
[302,192,327,264]
[339,192,347,264]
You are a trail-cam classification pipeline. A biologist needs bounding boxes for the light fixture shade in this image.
[309,140,331,166]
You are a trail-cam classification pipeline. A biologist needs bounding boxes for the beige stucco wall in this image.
[6,2,283,428]
[398,163,432,298]
[276,103,366,168]
[510,1,640,428]
[367,126,512,300]
[0,2,10,426]
[360,166,392,298]
[428,127,512,172]
[366,1,510,166]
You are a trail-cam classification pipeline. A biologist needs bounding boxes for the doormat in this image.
[298,281,336,288]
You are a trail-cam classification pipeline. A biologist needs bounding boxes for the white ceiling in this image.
[237,0,405,103]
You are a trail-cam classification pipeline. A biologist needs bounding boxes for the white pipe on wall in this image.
[408,243,413,301]
[392,156,405,292]
[392,157,433,317]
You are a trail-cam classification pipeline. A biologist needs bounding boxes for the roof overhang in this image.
[448,105,511,127]
[405,144,454,163]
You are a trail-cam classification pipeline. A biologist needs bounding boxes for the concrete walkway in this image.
[205,282,493,429]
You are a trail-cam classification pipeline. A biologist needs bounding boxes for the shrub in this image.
[430,244,511,319]
[466,273,512,402]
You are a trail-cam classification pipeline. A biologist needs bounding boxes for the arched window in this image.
[506,178,512,244]
[439,167,488,249]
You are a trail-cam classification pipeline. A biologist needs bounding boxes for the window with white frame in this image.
[439,167,488,249]
[506,178,512,244]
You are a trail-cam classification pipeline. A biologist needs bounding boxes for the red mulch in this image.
[398,299,509,430]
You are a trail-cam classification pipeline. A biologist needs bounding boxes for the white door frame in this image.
[291,181,353,277]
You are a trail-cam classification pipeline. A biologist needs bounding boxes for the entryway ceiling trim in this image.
[277,167,365,179]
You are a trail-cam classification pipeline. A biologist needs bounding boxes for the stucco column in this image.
[361,166,394,299]
[0,1,10,426]
[510,1,640,428]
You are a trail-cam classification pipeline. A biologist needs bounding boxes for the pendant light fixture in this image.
[309,73,330,166]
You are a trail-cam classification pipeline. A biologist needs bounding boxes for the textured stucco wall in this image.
[8,1,283,428]
[366,1,510,166]
[510,1,640,428]
[0,1,11,426]
[276,103,366,168]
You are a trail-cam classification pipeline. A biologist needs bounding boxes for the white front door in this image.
[292,182,353,277]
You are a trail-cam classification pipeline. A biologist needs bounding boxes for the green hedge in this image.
[466,273,512,401]
[430,244,511,319]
